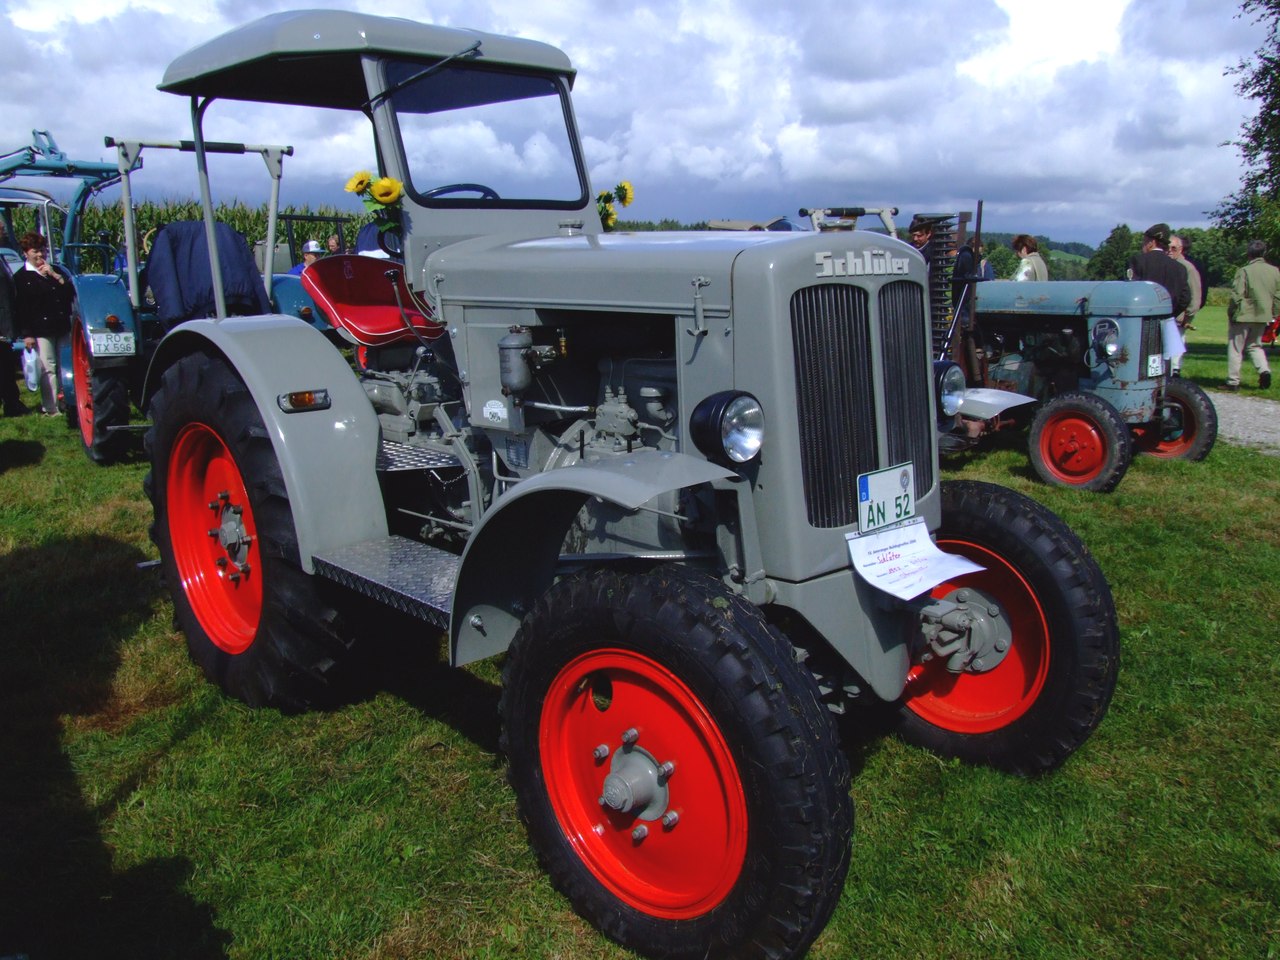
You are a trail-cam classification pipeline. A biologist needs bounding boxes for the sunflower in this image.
[345,170,373,194]
[370,176,404,206]
[600,203,617,229]
[615,181,634,207]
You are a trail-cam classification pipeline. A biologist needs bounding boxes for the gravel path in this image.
[1205,386,1280,456]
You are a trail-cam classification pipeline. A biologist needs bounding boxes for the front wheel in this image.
[72,325,131,464]
[501,567,851,960]
[145,352,355,710]
[1028,391,1132,492]
[1134,379,1217,461]
[895,480,1119,774]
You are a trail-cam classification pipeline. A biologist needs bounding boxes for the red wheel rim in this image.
[903,540,1050,733]
[73,326,94,447]
[1037,411,1107,484]
[1145,396,1195,458]
[540,648,747,919]
[166,423,262,653]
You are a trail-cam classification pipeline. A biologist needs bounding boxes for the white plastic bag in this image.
[23,345,39,392]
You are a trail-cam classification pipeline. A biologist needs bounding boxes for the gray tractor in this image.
[141,12,1120,959]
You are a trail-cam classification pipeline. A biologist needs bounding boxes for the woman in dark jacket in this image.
[13,231,73,415]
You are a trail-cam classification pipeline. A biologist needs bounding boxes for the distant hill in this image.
[980,231,1095,259]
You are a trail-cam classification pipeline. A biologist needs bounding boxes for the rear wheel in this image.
[145,351,354,710]
[501,567,851,960]
[1134,379,1217,461]
[1028,391,1131,492]
[896,480,1119,774]
[72,325,131,464]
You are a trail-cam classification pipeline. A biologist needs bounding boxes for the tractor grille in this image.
[1140,317,1164,373]
[791,281,935,528]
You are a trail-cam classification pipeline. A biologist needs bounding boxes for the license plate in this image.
[91,331,135,356]
[857,462,915,533]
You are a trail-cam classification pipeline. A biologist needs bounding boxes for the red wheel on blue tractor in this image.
[1028,391,1132,492]
[896,480,1119,774]
[1133,378,1217,461]
[501,567,851,960]
[145,351,355,710]
[70,324,131,464]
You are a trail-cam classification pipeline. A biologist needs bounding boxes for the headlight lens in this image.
[690,391,765,464]
[721,394,765,462]
[935,361,967,417]
[1093,319,1120,358]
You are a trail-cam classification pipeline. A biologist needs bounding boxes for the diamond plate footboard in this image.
[313,535,460,629]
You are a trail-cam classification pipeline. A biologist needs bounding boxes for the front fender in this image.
[144,314,387,570]
[958,387,1036,420]
[450,449,734,666]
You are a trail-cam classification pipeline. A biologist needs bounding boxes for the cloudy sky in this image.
[0,0,1264,245]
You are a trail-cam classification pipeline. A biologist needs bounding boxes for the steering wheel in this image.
[422,182,500,200]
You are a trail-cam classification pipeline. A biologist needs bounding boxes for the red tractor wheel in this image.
[1135,378,1218,461]
[502,567,850,959]
[1028,391,1132,492]
[71,324,131,464]
[896,480,1119,774]
[146,352,355,710]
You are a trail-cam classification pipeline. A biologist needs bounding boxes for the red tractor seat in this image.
[300,255,444,346]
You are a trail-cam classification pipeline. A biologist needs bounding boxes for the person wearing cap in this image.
[289,239,324,276]
[1225,239,1277,391]
[1126,223,1189,321]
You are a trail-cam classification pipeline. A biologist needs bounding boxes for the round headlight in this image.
[690,391,766,465]
[1092,319,1121,358]
[720,394,765,463]
[935,361,967,417]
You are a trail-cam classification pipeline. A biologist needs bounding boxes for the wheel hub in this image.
[209,491,254,579]
[918,588,1013,674]
[598,732,672,822]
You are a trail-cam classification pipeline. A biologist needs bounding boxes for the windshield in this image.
[387,61,585,207]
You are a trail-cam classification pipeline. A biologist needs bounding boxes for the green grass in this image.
[2,369,1278,960]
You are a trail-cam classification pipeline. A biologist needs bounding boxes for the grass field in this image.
[1,309,1278,959]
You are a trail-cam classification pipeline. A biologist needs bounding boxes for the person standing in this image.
[1168,234,1202,375]
[0,254,27,416]
[13,232,73,416]
[1127,223,1189,318]
[1011,234,1048,281]
[1225,239,1277,391]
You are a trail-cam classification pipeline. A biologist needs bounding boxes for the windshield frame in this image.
[382,59,590,211]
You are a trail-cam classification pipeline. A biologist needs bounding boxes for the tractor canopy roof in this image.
[159,9,576,111]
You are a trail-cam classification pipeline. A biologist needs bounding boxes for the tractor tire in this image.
[1028,390,1132,492]
[895,480,1119,775]
[69,326,132,464]
[145,351,355,711]
[1135,379,1217,461]
[501,566,851,960]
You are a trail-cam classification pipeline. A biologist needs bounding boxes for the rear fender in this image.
[450,450,734,665]
[143,315,387,570]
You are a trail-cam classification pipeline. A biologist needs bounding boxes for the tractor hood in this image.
[427,229,921,317]
[976,279,1173,319]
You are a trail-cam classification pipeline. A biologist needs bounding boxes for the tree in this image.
[985,244,1018,279]
[1086,225,1137,280]
[1213,0,1280,249]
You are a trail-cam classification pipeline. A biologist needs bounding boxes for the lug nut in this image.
[661,811,680,828]
[592,744,610,761]
[621,727,639,746]
[631,825,648,841]
[657,761,675,780]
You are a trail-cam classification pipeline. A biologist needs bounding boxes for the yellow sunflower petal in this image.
[345,170,373,194]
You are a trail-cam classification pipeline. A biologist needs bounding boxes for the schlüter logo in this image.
[815,249,910,278]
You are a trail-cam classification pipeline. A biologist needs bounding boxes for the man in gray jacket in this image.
[1226,239,1278,391]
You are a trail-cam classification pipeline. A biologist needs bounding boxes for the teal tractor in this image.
[946,280,1219,491]
[0,130,140,460]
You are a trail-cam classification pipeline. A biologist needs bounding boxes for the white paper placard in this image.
[845,517,985,601]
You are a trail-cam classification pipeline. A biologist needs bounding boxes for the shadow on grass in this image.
[0,533,231,959]
[0,437,45,473]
